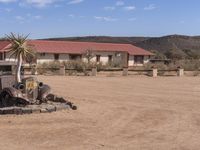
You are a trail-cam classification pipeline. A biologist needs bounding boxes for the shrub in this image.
[193,71,200,76]
[145,59,200,71]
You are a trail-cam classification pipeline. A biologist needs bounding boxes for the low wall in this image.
[20,67,200,77]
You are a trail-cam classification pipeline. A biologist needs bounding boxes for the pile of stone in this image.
[0,102,72,115]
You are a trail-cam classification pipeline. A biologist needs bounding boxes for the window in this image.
[0,53,3,60]
[108,55,113,63]
[40,53,46,57]
[134,56,144,64]
[96,55,101,63]
[69,54,81,60]
[54,54,59,60]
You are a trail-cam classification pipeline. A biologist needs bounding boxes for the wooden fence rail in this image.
[20,66,186,77]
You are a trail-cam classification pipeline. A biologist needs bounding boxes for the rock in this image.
[31,108,41,114]
[1,107,14,114]
[13,107,22,115]
[22,108,32,114]
[46,106,56,113]
[55,103,70,111]
[40,108,48,113]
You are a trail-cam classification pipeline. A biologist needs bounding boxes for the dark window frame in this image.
[54,54,59,60]
[108,55,113,63]
[69,54,82,60]
[40,53,46,57]
[134,55,144,64]
[96,55,101,62]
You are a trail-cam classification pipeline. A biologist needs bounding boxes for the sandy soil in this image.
[0,76,200,150]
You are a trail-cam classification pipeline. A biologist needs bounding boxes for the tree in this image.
[6,33,35,83]
[84,49,94,64]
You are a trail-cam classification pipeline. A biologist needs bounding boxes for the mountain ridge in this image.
[45,35,200,59]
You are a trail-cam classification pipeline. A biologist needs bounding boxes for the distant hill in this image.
[45,36,150,44]
[46,35,200,59]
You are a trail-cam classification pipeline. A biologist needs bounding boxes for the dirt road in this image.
[0,76,200,150]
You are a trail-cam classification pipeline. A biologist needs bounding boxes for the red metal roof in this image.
[0,40,153,56]
[0,41,10,51]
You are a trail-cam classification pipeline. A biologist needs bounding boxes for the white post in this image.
[152,67,157,77]
[177,67,184,77]
[59,65,65,76]
[122,67,128,76]
[91,67,97,76]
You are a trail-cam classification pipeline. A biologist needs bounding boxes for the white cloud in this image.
[0,0,83,7]
[5,8,12,12]
[116,1,124,6]
[33,15,42,19]
[15,15,25,23]
[128,17,136,21]
[15,14,43,24]
[0,8,12,12]
[94,16,118,22]
[68,0,84,5]
[0,0,16,3]
[104,6,115,11]
[24,0,58,7]
[123,6,136,11]
[15,15,25,20]
[68,14,75,18]
[144,4,156,10]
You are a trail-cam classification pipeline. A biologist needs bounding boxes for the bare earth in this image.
[0,76,200,150]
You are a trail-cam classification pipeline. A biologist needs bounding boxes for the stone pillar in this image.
[152,67,157,77]
[59,65,65,76]
[122,67,128,76]
[91,67,97,76]
[177,67,184,77]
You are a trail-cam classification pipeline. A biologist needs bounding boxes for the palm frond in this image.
[6,33,36,62]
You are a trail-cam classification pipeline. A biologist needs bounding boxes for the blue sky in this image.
[0,0,200,39]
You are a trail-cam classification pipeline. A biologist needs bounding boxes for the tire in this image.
[0,91,16,107]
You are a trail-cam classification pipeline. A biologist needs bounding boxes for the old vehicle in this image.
[0,34,77,112]
[0,76,77,110]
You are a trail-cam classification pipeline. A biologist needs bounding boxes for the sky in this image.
[0,0,200,39]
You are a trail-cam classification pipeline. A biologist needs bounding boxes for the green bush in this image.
[145,59,200,71]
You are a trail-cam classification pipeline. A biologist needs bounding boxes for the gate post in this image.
[177,66,184,77]
[59,65,65,76]
[122,67,128,76]
[91,67,97,76]
[152,66,157,77]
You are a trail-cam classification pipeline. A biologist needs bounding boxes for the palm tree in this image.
[6,33,35,83]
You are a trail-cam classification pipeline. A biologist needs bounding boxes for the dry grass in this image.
[0,76,200,150]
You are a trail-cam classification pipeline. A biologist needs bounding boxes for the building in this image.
[0,40,153,67]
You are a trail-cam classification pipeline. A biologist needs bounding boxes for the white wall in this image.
[128,55,134,66]
[83,51,122,65]
[4,51,151,67]
[144,56,150,64]
[37,53,70,63]
[4,52,17,62]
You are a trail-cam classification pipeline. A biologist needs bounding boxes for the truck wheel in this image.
[1,91,16,107]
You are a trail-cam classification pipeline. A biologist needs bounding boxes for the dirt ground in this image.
[0,76,200,150]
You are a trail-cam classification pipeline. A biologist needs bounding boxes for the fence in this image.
[21,66,187,77]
